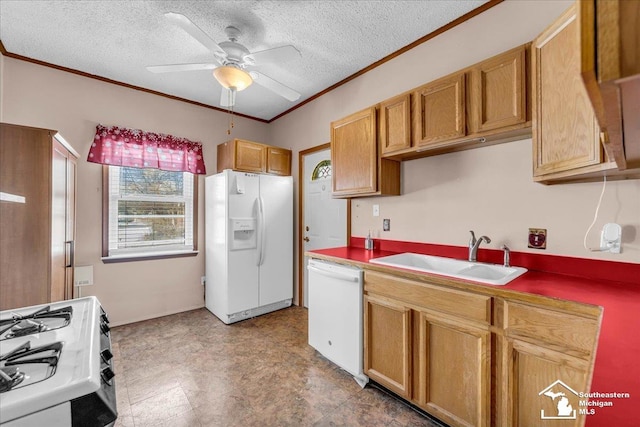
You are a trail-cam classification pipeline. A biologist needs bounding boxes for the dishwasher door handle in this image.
[308,265,360,283]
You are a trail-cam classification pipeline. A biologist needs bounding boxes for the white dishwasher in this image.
[307,259,368,387]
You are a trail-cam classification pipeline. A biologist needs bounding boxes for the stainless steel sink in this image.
[369,253,527,285]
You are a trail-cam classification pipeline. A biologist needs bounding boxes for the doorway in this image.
[298,143,349,307]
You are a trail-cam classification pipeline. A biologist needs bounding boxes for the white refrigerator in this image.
[205,170,293,324]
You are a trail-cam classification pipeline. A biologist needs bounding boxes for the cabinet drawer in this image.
[364,271,491,324]
[503,300,601,357]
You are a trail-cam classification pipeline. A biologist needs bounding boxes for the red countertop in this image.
[308,241,640,427]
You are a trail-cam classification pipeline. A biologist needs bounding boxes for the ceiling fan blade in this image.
[164,12,226,61]
[220,88,236,107]
[249,71,301,102]
[245,45,300,65]
[146,63,217,73]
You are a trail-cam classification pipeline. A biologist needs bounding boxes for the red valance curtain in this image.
[87,124,207,175]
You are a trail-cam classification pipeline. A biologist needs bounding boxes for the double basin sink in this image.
[369,252,527,285]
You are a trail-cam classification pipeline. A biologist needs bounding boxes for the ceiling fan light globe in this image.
[213,66,253,91]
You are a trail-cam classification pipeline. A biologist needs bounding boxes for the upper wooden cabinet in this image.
[381,44,531,161]
[412,72,467,147]
[331,107,400,198]
[266,146,291,176]
[468,45,528,133]
[532,4,614,183]
[380,93,412,155]
[217,139,291,176]
[580,0,640,172]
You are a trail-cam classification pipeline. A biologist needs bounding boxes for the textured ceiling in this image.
[0,0,489,121]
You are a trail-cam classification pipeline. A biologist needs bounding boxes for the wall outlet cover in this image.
[383,219,390,231]
[528,228,547,249]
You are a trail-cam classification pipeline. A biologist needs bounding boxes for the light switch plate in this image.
[373,204,380,217]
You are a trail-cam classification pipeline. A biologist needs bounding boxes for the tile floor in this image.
[111,306,446,427]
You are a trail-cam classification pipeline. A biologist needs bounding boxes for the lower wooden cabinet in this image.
[417,312,490,427]
[364,294,412,398]
[364,271,491,426]
[495,299,601,427]
[362,269,602,427]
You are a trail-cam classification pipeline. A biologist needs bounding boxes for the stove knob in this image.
[100,322,110,335]
[101,348,113,363]
[101,313,110,324]
[101,367,115,383]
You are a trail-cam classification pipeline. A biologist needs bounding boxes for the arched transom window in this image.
[311,160,331,180]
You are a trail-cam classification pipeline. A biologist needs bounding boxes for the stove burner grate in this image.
[0,366,25,392]
[0,341,63,393]
[0,305,73,341]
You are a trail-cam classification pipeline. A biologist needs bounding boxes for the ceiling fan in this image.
[147,13,302,108]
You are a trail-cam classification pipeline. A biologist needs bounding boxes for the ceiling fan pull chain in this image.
[227,88,235,135]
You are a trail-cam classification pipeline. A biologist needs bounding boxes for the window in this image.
[103,165,197,261]
[311,160,331,180]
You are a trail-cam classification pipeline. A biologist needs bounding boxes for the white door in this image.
[302,148,348,307]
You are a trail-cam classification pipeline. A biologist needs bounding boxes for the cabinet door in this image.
[0,124,51,309]
[380,93,411,155]
[235,139,266,173]
[469,45,527,133]
[496,299,601,427]
[364,294,412,399]
[499,337,590,427]
[417,311,490,427]
[532,5,603,178]
[412,73,466,146]
[331,107,378,196]
[266,146,291,176]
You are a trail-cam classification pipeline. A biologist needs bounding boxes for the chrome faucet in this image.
[468,230,491,262]
[501,245,511,267]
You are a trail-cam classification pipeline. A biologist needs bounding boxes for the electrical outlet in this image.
[528,228,546,249]
[373,204,380,217]
[383,219,390,231]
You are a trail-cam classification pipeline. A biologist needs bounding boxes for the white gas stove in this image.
[0,297,117,427]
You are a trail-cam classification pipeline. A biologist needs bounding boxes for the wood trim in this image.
[0,41,265,124]
[0,0,503,124]
[269,0,505,122]
[297,142,351,306]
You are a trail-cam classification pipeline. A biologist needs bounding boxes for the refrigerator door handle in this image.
[257,196,266,266]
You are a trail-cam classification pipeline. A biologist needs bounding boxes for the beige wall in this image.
[2,0,638,324]
[0,57,270,325]
[269,0,640,267]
